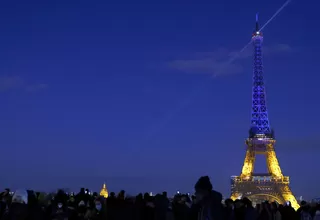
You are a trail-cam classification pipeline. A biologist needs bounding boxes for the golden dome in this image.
[99,183,108,198]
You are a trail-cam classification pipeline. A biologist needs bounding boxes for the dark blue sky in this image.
[0,0,318,198]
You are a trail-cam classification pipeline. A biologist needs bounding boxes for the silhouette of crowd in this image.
[0,176,319,220]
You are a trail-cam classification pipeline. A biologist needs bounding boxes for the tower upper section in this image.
[252,13,262,38]
[249,13,273,138]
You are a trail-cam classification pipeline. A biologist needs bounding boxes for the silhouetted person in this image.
[280,202,297,220]
[257,202,271,220]
[143,193,154,220]
[313,204,320,220]
[224,198,234,220]
[194,176,224,220]
[1,190,28,220]
[84,198,107,220]
[189,201,200,220]
[234,199,245,220]
[270,202,281,220]
[134,194,144,220]
[154,193,169,220]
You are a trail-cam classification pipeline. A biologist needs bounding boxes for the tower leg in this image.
[240,149,255,178]
[280,186,300,210]
[266,145,283,178]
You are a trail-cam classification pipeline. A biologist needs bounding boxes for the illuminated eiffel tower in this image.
[230,14,299,210]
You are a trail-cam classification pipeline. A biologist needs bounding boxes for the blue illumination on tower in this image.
[249,13,272,138]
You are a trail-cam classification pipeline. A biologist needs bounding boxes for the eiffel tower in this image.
[230,14,299,210]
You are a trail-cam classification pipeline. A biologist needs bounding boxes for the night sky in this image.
[0,0,318,198]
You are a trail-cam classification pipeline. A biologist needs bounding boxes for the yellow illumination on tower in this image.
[99,183,108,198]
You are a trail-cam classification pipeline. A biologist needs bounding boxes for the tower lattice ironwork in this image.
[230,14,299,210]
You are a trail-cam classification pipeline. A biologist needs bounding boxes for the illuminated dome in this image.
[99,183,108,198]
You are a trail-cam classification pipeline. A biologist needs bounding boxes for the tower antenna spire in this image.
[255,13,259,32]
